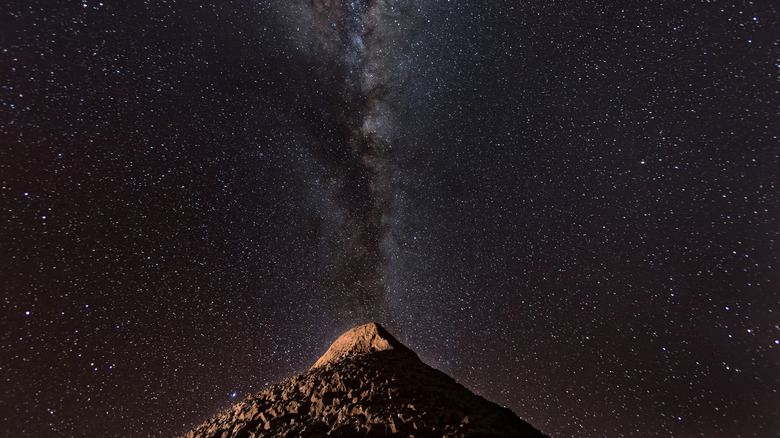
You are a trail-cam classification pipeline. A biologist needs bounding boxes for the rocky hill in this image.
[180,323,548,438]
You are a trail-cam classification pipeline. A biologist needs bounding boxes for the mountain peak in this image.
[181,322,549,438]
[311,323,417,369]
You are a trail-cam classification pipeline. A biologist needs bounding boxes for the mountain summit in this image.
[181,323,548,437]
[311,323,418,369]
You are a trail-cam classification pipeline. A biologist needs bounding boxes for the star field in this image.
[2,1,778,437]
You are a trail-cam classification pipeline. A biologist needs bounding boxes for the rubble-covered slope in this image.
[181,324,548,438]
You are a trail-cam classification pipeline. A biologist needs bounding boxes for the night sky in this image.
[3,1,778,437]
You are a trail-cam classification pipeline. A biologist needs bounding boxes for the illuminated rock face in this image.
[181,324,549,438]
[311,323,418,370]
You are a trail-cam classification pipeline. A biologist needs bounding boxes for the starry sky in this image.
[2,1,778,437]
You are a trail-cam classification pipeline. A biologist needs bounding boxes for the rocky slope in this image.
[181,323,548,438]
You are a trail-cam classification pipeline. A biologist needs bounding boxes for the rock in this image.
[179,323,549,438]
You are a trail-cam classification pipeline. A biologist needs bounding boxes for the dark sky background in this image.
[2,1,778,437]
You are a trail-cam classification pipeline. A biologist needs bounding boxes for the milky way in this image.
[281,0,416,320]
